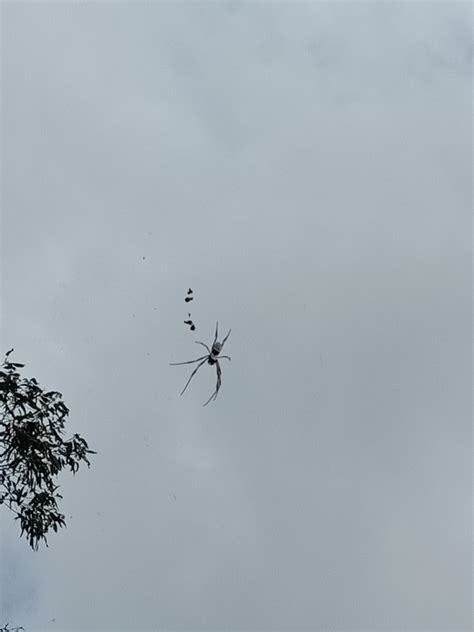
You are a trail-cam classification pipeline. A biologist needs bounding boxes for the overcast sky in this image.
[1,2,472,631]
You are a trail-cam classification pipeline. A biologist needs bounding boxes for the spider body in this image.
[170,322,231,406]
[210,342,223,360]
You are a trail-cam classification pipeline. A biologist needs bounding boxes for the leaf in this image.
[1,357,96,551]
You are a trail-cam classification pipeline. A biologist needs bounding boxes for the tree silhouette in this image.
[0,349,96,550]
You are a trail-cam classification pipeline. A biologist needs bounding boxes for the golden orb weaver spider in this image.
[170,322,231,406]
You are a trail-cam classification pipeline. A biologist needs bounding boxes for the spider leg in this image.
[169,355,208,366]
[219,355,231,361]
[180,359,207,396]
[203,360,222,406]
[221,329,231,347]
[195,341,211,354]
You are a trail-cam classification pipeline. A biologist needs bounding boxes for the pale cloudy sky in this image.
[1,2,472,631]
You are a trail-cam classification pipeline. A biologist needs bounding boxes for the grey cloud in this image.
[2,2,471,631]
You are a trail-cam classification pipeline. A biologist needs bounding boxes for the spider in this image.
[170,322,231,406]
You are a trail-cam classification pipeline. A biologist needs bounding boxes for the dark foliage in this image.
[0,349,96,550]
